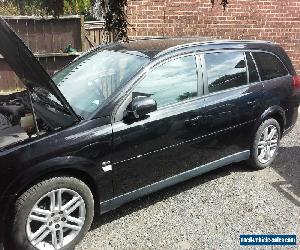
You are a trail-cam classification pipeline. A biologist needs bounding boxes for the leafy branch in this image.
[99,0,129,41]
[5,0,230,41]
[211,0,229,10]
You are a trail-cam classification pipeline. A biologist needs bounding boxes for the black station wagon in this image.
[0,18,299,250]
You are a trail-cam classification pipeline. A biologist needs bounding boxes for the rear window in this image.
[252,52,288,81]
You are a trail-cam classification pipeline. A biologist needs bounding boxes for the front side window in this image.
[252,52,288,81]
[204,52,248,94]
[133,55,198,107]
[52,50,150,119]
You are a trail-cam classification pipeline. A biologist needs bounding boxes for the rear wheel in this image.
[11,177,94,250]
[248,118,280,169]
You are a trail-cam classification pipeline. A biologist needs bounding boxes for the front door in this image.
[111,54,209,196]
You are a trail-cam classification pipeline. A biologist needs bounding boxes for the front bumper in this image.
[0,194,16,250]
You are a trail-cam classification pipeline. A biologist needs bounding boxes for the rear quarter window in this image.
[252,52,288,81]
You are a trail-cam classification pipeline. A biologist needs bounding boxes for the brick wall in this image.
[127,0,300,74]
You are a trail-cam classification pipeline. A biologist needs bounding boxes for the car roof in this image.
[106,37,273,58]
[123,37,213,57]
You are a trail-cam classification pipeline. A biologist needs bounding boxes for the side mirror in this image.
[126,96,157,120]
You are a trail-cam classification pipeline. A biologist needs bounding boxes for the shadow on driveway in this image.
[270,146,300,207]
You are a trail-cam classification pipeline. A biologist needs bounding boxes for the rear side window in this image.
[252,52,288,81]
[204,52,248,94]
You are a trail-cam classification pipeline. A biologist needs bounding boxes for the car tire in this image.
[248,118,281,170]
[10,176,94,250]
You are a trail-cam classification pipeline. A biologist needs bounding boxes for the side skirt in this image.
[100,150,250,214]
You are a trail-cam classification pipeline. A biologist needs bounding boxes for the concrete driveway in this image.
[76,116,300,250]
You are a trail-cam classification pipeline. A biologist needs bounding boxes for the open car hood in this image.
[0,17,79,127]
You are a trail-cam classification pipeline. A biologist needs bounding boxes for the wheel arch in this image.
[11,156,100,202]
[254,106,286,138]
[15,167,100,206]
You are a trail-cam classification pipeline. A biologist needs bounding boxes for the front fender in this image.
[3,156,113,201]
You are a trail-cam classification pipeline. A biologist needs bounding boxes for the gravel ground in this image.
[76,117,300,250]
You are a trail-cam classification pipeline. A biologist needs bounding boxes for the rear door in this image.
[111,54,209,196]
[200,51,264,160]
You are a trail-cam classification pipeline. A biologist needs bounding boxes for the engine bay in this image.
[0,91,50,149]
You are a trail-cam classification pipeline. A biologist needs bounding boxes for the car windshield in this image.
[52,49,150,119]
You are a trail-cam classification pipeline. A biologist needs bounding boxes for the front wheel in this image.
[11,176,94,250]
[248,118,281,170]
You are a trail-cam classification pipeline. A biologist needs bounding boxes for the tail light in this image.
[293,75,300,89]
[292,75,300,97]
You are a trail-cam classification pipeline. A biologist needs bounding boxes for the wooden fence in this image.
[0,53,80,93]
[83,20,113,51]
[4,15,84,53]
[0,16,112,94]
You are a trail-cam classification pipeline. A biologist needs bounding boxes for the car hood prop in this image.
[0,17,79,125]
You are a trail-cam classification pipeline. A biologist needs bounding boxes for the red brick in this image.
[127,0,300,73]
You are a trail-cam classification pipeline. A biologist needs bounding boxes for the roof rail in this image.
[154,39,273,58]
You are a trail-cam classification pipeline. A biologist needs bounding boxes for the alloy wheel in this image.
[26,188,86,250]
[257,124,279,164]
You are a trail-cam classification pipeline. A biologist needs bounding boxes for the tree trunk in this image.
[17,0,25,15]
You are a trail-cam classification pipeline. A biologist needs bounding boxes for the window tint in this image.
[252,52,288,81]
[205,52,247,94]
[246,52,259,83]
[133,56,198,107]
